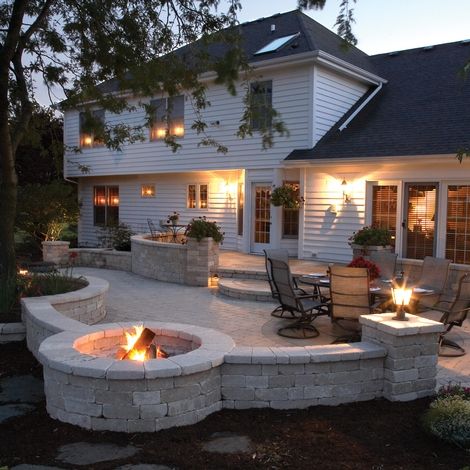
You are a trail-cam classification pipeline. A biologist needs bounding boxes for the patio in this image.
[72,254,470,389]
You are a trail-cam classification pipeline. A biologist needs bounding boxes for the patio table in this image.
[160,223,187,243]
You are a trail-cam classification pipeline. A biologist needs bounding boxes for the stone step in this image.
[217,279,273,302]
[217,267,268,280]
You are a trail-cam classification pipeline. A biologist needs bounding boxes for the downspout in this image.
[339,82,383,131]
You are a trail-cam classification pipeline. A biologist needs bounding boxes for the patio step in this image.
[217,267,268,280]
[217,278,273,302]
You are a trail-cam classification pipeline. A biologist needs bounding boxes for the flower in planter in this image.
[185,216,224,243]
[348,226,392,247]
[347,256,381,280]
[167,211,180,224]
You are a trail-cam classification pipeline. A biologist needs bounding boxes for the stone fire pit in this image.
[39,322,234,432]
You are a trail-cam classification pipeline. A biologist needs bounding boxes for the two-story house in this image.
[64,10,470,265]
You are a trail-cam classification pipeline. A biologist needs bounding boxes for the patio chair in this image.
[369,251,398,280]
[269,258,329,338]
[329,265,382,342]
[264,249,310,318]
[431,272,470,356]
[414,256,451,311]
[147,219,160,240]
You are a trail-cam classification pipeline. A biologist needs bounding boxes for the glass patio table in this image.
[161,223,187,243]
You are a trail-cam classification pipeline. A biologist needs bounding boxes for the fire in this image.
[121,325,169,361]
[123,325,146,361]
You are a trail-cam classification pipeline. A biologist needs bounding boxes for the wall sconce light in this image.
[341,179,352,203]
[141,185,156,198]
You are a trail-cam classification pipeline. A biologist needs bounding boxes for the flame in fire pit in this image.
[124,325,146,361]
[121,325,169,361]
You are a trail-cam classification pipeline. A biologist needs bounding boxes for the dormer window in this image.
[254,32,300,55]
[79,110,105,148]
[250,81,272,131]
[150,95,184,141]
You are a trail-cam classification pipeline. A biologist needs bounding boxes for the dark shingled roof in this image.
[287,41,470,161]
[98,10,377,94]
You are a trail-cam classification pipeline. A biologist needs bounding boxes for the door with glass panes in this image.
[251,183,271,253]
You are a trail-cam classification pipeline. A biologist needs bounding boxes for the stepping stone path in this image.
[56,442,139,466]
[202,432,254,454]
[0,403,35,423]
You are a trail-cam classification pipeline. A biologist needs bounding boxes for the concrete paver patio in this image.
[73,264,470,390]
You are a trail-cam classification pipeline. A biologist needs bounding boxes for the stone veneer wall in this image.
[131,235,219,287]
[22,276,109,358]
[42,241,70,265]
[70,249,132,272]
[0,322,26,343]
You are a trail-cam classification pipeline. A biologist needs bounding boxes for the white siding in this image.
[301,158,470,264]
[65,64,313,178]
[313,66,368,143]
[78,171,239,249]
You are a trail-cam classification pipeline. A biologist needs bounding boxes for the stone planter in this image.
[185,237,219,287]
[42,240,70,266]
[351,244,393,259]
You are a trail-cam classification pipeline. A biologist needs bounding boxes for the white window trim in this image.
[187,183,209,209]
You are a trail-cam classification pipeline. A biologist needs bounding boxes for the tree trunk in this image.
[0,113,18,319]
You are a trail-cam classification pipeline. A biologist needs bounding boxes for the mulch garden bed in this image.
[0,341,468,469]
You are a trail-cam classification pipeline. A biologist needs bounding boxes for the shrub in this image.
[347,256,381,280]
[349,226,392,247]
[422,383,470,450]
[18,271,88,298]
[99,223,135,251]
[185,217,224,243]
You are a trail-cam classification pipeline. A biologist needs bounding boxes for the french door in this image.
[251,183,271,253]
[403,183,438,259]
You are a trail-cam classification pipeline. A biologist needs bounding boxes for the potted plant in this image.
[270,183,304,209]
[349,225,393,258]
[185,216,224,243]
[167,211,180,225]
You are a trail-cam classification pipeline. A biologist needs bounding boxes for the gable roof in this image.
[98,10,377,94]
[287,40,470,161]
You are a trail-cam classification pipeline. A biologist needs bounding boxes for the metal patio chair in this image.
[147,218,160,240]
[269,258,329,339]
[369,251,398,281]
[414,256,451,311]
[431,272,470,356]
[329,265,382,342]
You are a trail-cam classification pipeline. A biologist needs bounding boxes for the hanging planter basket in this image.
[270,184,304,209]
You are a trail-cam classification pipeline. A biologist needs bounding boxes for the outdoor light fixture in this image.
[341,179,352,203]
[141,185,156,198]
[391,281,412,321]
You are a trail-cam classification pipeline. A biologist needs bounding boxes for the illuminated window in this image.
[94,186,119,226]
[187,184,208,209]
[141,185,156,198]
[150,95,184,141]
[250,81,272,131]
[237,183,244,236]
[371,185,398,250]
[446,185,470,264]
[80,110,105,148]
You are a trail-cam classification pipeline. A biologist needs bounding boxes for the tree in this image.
[0,0,349,317]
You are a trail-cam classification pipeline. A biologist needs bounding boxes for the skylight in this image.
[254,32,300,55]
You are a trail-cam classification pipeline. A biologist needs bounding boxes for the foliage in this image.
[98,223,135,251]
[185,217,224,243]
[270,184,304,209]
[18,271,88,298]
[16,181,79,244]
[347,256,380,280]
[423,385,470,450]
[349,226,392,247]
[167,212,180,223]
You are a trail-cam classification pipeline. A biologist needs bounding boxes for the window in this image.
[94,186,119,226]
[446,185,470,264]
[80,110,105,148]
[282,182,300,239]
[237,182,244,236]
[254,33,300,55]
[150,95,184,140]
[141,184,155,198]
[187,184,208,209]
[250,81,272,131]
[371,185,398,249]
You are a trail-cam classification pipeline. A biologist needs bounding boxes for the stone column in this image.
[360,313,444,401]
[185,237,219,287]
[42,241,70,266]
